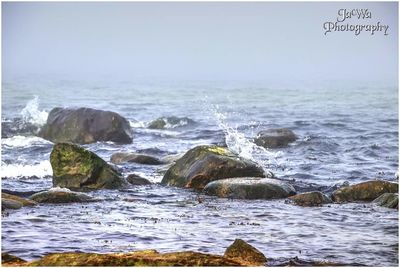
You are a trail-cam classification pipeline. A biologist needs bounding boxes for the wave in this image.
[129,120,147,128]
[2,135,53,148]
[20,96,48,126]
[1,160,53,178]
[148,116,196,129]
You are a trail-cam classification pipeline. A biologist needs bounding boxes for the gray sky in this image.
[2,2,398,84]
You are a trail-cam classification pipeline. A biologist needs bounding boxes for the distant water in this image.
[1,78,398,266]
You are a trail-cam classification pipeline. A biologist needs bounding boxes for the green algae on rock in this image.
[161,145,265,190]
[39,107,133,144]
[373,193,398,209]
[203,177,295,200]
[111,152,164,165]
[332,180,398,203]
[50,143,126,191]
[288,191,332,207]
[29,189,95,203]
[224,239,267,265]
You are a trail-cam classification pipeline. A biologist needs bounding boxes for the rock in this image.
[288,191,332,207]
[254,128,297,148]
[1,199,23,210]
[111,152,163,165]
[148,116,195,129]
[38,107,133,144]
[373,193,398,209]
[332,180,398,202]
[29,189,95,203]
[161,145,265,190]
[2,193,37,206]
[1,253,27,266]
[224,239,267,265]
[204,177,295,199]
[50,143,126,191]
[126,174,152,185]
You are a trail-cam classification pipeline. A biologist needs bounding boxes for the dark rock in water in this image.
[38,107,133,144]
[1,253,27,266]
[2,193,37,206]
[29,189,95,203]
[332,180,398,203]
[224,239,267,265]
[161,145,265,190]
[254,128,297,148]
[1,199,23,210]
[126,174,152,185]
[148,116,195,129]
[50,143,126,191]
[111,152,163,165]
[288,191,332,207]
[373,193,398,209]
[2,189,43,198]
[204,177,295,199]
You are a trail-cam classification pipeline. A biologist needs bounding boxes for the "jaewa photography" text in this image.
[323,9,389,36]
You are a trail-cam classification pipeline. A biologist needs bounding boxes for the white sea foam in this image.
[2,135,52,148]
[20,96,48,126]
[129,120,146,128]
[1,160,53,178]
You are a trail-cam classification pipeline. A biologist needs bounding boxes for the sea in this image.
[1,78,398,266]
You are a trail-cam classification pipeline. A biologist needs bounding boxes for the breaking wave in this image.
[1,160,53,178]
[20,96,48,126]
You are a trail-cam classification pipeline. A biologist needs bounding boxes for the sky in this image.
[2,2,398,85]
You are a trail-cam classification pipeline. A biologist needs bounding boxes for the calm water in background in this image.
[1,78,399,265]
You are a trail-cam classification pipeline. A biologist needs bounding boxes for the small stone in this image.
[126,174,152,185]
[288,191,332,207]
[224,239,267,265]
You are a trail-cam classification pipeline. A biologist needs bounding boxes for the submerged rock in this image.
[111,152,163,165]
[224,239,267,265]
[161,145,265,189]
[254,128,297,148]
[2,193,37,206]
[50,143,126,191]
[332,180,398,202]
[39,107,133,144]
[29,189,95,203]
[204,177,295,199]
[126,174,152,185]
[148,116,195,129]
[288,191,332,207]
[373,193,398,209]
[2,199,23,210]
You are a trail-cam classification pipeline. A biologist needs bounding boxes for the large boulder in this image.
[332,180,398,202]
[39,107,133,144]
[288,191,332,207]
[111,152,163,165]
[161,145,265,189]
[50,143,126,191]
[254,128,297,148]
[29,189,95,203]
[373,193,398,209]
[224,239,267,265]
[203,177,295,199]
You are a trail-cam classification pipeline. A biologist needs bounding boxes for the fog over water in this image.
[2,2,398,85]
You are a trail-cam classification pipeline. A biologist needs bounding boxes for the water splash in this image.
[1,160,53,178]
[20,96,48,126]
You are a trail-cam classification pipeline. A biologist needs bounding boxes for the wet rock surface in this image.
[50,143,126,191]
[224,239,267,265]
[332,180,398,202]
[38,107,133,144]
[161,145,265,189]
[254,128,297,148]
[111,152,163,165]
[288,191,332,207]
[148,116,195,129]
[204,177,296,199]
[29,189,95,203]
[373,193,398,209]
[126,174,152,185]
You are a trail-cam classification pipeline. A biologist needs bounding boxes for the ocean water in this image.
[1,78,398,266]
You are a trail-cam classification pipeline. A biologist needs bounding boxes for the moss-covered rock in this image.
[50,143,126,191]
[224,239,267,265]
[203,177,295,199]
[126,174,152,185]
[2,193,37,206]
[111,153,163,165]
[288,191,332,207]
[148,116,195,129]
[161,145,265,190]
[332,180,398,203]
[39,107,133,144]
[1,253,28,266]
[254,128,297,148]
[29,189,95,203]
[373,193,398,209]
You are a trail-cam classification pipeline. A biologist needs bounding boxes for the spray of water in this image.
[20,96,48,126]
